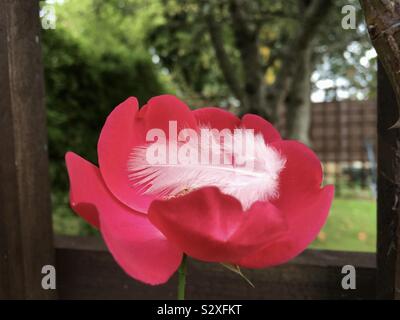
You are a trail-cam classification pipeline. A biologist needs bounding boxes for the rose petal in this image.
[272,140,324,208]
[144,95,198,138]
[98,95,199,213]
[192,107,240,130]
[240,114,281,143]
[235,140,334,268]
[148,187,286,263]
[236,186,334,268]
[66,152,100,228]
[66,152,182,285]
[97,97,156,213]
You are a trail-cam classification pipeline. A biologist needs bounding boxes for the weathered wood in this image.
[55,236,376,300]
[0,1,56,299]
[361,0,400,128]
[376,63,400,299]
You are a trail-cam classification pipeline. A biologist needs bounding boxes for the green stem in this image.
[177,254,187,300]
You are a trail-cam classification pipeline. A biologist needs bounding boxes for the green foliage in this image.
[42,1,167,231]
[147,0,234,106]
[312,0,377,101]
[43,28,164,182]
[147,0,376,105]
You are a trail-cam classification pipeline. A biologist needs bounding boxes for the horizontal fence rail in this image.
[55,236,376,300]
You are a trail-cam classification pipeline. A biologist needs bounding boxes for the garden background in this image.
[44,0,377,252]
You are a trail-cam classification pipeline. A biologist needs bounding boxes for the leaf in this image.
[221,263,255,288]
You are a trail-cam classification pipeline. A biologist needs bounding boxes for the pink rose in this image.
[66,95,334,285]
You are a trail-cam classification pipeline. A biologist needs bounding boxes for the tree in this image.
[149,0,373,144]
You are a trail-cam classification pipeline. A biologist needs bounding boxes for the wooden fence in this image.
[0,1,399,300]
[310,100,377,189]
[311,100,376,163]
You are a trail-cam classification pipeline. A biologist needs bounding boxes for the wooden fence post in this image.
[377,62,400,299]
[0,1,57,299]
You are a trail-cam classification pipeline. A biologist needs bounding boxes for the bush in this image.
[42,30,165,234]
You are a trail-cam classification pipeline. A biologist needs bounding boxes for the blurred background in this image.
[42,0,377,252]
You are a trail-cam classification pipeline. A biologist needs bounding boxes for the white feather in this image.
[128,128,286,210]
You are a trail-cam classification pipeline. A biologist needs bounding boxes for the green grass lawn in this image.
[53,192,377,252]
[310,197,376,252]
